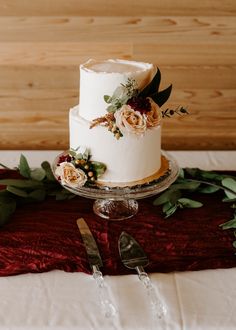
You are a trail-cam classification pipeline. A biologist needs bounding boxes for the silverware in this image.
[76,218,116,318]
[118,231,167,319]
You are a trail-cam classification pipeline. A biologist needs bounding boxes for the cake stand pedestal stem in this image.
[93,199,138,221]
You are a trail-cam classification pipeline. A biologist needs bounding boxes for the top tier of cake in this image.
[79,59,156,121]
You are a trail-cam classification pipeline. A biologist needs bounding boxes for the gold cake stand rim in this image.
[96,155,170,188]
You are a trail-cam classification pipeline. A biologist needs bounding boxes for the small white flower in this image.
[55,162,87,188]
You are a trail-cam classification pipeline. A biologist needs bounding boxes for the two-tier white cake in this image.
[69,58,163,185]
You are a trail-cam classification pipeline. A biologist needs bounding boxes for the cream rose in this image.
[114,104,147,136]
[146,98,162,128]
[55,162,87,188]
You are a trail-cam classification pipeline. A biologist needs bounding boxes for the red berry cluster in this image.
[127,97,151,114]
[58,154,73,164]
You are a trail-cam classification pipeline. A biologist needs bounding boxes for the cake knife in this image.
[76,218,116,318]
[118,231,167,319]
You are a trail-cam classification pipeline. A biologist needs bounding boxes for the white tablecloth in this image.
[0,150,236,330]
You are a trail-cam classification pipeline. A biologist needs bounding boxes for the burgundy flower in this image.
[127,96,151,114]
[58,154,72,164]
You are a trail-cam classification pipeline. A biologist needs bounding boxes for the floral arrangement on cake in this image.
[55,147,106,188]
[90,68,188,139]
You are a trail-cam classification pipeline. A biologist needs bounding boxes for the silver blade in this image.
[76,218,103,268]
[118,231,148,269]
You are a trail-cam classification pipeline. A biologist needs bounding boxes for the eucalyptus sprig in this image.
[162,106,189,118]
[153,168,236,250]
[104,78,138,113]
[0,155,74,226]
[220,205,236,231]
[153,168,236,218]
[219,203,236,249]
[103,68,174,113]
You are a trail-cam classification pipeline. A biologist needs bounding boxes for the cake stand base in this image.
[93,199,138,220]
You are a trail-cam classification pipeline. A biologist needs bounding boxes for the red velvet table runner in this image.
[0,169,236,277]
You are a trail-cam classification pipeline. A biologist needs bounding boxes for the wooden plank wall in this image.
[0,0,235,150]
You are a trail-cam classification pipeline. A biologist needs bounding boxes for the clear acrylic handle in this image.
[136,266,167,319]
[92,266,117,318]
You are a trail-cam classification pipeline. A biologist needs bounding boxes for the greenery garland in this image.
[0,156,236,249]
[153,167,236,250]
[0,155,74,226]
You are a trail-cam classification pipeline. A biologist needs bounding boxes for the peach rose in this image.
[55,162,87,188]
[114,105,147,136]
[146,98,162,128]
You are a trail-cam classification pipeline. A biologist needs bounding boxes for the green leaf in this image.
[0,199,16,226]
[30,168,46,181]
[232,241,236,249]
[177,198,203,208]
[91,161,107,176]
[222,197,236,203]
[162,201,173,213]
[184,168,200,177]
[112,85,127,99]
[166,205,178,217]
[178,168,185,179]
[151,84,172,107]
[222,178,236,199]
[107,105,117,113]
[19,154,31,178]
[119,95,129,105]
[0,179,43,189]
[82,149,90,161]
[41,161,55,181]
[28,189,46,201]
[153,189,181,206]
[68,149,76,157]
[114,99,124,109]
[104,95,112,103]
[199,171,224,181]
[7,186,28,198]
[220,218,236,230]
[74,153,83,160]
[198,185,220,194]
[184,168,224,181]
[153,190,172,205]
[162,202,178,218]
[171,181,201,191]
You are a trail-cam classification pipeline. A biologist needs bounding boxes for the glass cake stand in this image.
[52,151,179,221]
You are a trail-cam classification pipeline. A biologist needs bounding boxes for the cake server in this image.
[76,218,116,318]
[118,231,167,319]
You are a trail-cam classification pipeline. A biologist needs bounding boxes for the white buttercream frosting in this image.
[69,106,161,183]
[82,58,153,74]
[79,59,156,121]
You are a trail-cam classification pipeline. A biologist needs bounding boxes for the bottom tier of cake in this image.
[69,106,161,184]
